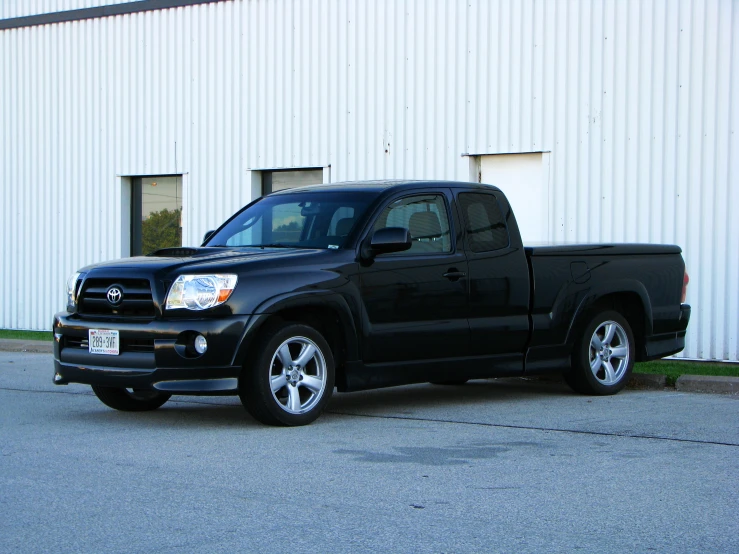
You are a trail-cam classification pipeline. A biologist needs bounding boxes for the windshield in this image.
[206,191,376,249]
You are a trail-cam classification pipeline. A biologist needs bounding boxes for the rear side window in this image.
[458,193,509,252]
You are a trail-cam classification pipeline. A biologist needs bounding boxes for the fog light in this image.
[54,373,63,382]
[194,335,208,354]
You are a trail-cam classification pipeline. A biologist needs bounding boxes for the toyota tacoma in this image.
[53,181,691,425]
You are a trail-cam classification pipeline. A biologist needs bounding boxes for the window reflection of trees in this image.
[142,208,182,255]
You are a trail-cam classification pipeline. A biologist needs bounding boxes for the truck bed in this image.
[524,241,688,371]
[525,242,682,256]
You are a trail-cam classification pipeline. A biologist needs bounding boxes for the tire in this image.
[91,386,171,412]
[239,322,335,426]
[430,379,469,386]
[565,310,635,395]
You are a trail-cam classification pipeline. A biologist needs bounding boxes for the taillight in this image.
[681,269,689,303]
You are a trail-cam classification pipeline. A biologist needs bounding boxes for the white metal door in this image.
[479,153,548,243]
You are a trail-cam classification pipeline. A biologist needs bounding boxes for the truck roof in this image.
[271,180,503,195]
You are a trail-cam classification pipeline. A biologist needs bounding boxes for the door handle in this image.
[443,269,466,281]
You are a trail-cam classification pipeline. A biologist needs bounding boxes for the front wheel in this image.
[565,310,635,395]
[91,386,171,411]
[239,323,335,426]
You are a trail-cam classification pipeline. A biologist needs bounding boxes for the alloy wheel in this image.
[588,320,630,385]
[269,336,328,414]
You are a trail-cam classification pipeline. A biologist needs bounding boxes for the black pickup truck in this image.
[53,181,691,425]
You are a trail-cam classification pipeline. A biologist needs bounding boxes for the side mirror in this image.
[202,230,215,244]
[362,227,412,259]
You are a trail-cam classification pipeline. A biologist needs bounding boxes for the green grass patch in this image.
[0,329,54,342]
[635,360,739,386]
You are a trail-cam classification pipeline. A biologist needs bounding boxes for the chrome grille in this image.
[77,278,155,318]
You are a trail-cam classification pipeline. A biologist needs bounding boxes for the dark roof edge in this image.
[0,0,226,31]
[271,180,502,194]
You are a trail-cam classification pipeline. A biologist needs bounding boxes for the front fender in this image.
[230,290,360,367]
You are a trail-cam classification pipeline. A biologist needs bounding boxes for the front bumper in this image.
[53,312,253,394]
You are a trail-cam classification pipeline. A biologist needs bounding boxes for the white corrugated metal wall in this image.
[0,0,736,361]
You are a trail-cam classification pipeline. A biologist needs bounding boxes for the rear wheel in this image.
[239,322,335,426]
[565,310,635,395]
[91,386,171,411]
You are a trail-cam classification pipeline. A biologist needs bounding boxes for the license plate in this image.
[89,329,120,355]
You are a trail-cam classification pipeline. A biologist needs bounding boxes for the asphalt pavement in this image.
[1,352,737,553]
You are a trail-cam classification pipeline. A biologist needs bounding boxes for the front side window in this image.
[207,192,374,249]
[458,193,510,252]
[372,194,452,254]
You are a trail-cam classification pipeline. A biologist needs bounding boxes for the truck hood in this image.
[78,247,326,274]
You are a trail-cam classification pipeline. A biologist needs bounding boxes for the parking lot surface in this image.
[1,352,738,553]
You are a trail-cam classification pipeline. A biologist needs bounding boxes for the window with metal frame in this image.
[262,168,324,195]
[131,175,183,256]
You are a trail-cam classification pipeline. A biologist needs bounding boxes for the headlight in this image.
[66,272,84,311]
[165,274,238,311]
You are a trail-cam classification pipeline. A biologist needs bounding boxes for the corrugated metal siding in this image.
[0,0,736,361]
[0,0,143,20]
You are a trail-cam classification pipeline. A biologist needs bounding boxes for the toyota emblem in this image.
[106,286,123,306]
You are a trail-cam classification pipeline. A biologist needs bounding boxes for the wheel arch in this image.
[232,291,359,390]
[565,285,651,362]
